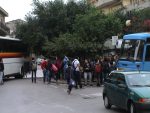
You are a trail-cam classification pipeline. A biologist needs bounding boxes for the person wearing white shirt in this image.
[72,58,82,89]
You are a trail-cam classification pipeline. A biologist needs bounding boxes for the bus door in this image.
[143,45,150,71]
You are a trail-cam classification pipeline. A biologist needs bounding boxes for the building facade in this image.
[6,19,25,38]
[0,6,9,36]
[90,0,150,14]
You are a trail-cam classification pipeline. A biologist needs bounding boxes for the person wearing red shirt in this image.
[55,56,62,81]
[41,58,47,83]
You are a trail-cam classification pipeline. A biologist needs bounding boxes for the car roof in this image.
[111,70,150,75]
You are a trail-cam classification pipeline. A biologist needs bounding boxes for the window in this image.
[146,38,150,44]
[120,40,144,61]
[0,39,27,53]
[145,46,150,61]
[107,73,118,84]
[116,74,126,85]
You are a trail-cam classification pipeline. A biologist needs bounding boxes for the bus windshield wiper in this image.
[131,85,145,87]
[143,85,150,87]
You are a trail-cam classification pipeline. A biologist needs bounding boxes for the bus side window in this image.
[145,46,150,61]
[146,38,150,44]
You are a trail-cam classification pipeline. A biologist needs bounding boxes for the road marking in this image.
[80,92,102,99]
[52,104,75,113]
[50,85,58,88]
[90,93,102,97]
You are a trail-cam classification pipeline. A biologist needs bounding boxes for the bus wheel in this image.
[20,67,24,78]
[15,68,24,79]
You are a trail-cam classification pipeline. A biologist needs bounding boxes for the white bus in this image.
[0,36,28,78]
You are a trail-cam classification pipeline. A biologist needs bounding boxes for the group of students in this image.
[39,55,118,94]
[39,56,82,94]
[81,55,118,87]
[0,55,118,93]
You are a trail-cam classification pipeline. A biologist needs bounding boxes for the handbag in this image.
[70,79,75,86]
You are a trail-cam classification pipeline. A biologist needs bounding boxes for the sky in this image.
[1,0,49,22]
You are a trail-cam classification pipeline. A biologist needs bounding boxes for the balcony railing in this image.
[124,0,150,11]
[93,0,120,8]
[0,21,10,35]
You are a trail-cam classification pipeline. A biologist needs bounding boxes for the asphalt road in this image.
[0,78,125,113]
[0,67,148,113]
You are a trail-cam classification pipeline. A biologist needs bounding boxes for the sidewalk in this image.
[25,66,67,84]
[26,66,101,85]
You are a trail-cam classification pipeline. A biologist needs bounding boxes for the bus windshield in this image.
[120,40,145,61]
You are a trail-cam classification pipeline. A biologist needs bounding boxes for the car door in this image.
[105,73,118,105]
[143,45,150,71]
[115,73,128,109]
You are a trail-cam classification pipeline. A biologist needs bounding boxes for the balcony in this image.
[0,22,10,36]
[93,0,121,8]
[124,0,150,11]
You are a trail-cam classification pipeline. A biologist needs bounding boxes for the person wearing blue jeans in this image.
[63,56,69,80]
[46,58,52,84]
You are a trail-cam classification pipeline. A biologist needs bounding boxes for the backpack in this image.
[51,64,58,73]
[95,64,102,73]
[32,61,37,70]
[69,79,76,86]
[103,62,109,73]
[72,60,77,70]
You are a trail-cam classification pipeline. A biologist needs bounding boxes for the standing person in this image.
[41,58,47,83]
[83,59,92,86]
[55,56,62,83]
[0,58,4,85]
[72,57,82,89]
[31,57,37,83]
[103,57,110,81]
[95,59,102,86]
[46,58,52,84]
[63,56,69,80]
[66,63,74,94]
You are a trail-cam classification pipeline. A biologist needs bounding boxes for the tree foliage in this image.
[16,0,150,57]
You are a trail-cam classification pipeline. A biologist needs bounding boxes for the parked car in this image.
[103,70,150,113]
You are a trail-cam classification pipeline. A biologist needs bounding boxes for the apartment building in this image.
[6,19,25,38]
[90,0,150,14]
[0,6,9,36]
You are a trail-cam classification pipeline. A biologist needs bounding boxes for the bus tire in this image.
[15,68,24,79]
[20,67,24,79]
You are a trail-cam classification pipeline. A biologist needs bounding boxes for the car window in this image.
[107,73,118,84]
[116,73,126,85]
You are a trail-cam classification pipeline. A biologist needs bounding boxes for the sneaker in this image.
[97,83,100,87]
[67,90,71,94]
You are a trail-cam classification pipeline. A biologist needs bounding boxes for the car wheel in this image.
[104,96,111,109]
[129,102,136,113]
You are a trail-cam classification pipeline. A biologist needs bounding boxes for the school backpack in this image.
[95,63,102,73]
[32,61,37,70]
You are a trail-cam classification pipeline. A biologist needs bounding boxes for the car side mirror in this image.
[118,84,127,89]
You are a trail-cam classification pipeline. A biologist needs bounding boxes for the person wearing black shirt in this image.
[0,58,4,85]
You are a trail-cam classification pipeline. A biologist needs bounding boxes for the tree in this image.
[16,15,46,54]
[114,7,150,34]
[16,0,93,55]
[74,9,123,53]
[32,0,92,40]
